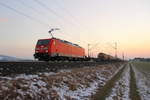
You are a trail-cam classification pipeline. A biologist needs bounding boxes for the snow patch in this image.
[133,66,150,100]
[0,63,123,100]
[106,64,130,100]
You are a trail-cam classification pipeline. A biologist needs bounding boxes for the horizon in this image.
[0,0,150,59]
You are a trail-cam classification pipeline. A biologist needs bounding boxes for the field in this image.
[132,61,150,74]
[93,61,150,100]
[132,61,150,100]
[0,62,123,100]
[0,61,150,100]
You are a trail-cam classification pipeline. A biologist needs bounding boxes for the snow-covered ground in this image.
[133,65,150,100]
[0,63,122,100]
[106,64,130,100]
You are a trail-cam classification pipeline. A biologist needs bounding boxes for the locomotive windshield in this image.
[37,40,50,45]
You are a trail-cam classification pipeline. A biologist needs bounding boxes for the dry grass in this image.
[92,64,126,100]
[129,64,141,100]
[0,63,123,100]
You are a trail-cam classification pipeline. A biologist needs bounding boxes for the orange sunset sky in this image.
[0,0,150,59]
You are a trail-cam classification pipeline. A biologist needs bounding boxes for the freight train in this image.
[34,38,121,61]
[34,38,85,61]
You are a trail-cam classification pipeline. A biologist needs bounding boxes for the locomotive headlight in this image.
[45,50,48,52]
[35,51,39,53]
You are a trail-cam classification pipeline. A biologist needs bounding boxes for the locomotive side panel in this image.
[53,39,85,58]
[34,38,85,61]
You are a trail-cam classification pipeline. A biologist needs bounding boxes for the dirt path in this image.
[92,63,142,100]
[106,63,130,100]
[129,64,141,100]
[92,64,126,100]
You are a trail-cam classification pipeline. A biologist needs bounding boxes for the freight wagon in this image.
[97,53,115,61]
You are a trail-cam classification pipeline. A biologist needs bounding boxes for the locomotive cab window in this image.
[37,40,50,45]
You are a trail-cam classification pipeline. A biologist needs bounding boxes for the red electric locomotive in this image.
[34,38,85,61]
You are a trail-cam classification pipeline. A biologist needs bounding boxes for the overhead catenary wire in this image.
[0,2,50,27]
[33,0,66,21]
[32,0,86,43]
[54,0,83,27]
[56,0,92,34]
[16,0,74,36]
[16,0,62,29]
[30,0,90,44]
[89,42,99,50]
[16,0,45,16]
[0,0,92,57]
[17,0,72,35]
[106,42,118,58]
[15,0,84,33]
[55,0,94,45]
[1,0,88,47]
[33,0,86,33]
[88,42,100,57]
[15,0,78,42]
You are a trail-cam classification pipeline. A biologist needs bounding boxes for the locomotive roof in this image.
[53,38,83,48]
[38,38,83,48]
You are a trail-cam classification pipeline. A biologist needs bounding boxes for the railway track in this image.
[0,61,114,76]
